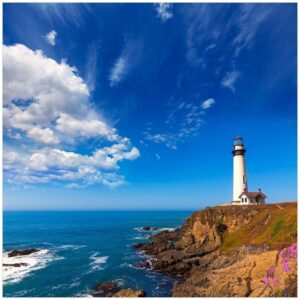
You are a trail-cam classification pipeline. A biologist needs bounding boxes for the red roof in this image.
[239,191,267,198]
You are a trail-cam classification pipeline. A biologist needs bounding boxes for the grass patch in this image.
[270,216,285,238]
[220,202,297,253]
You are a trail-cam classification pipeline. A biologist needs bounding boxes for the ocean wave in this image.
[51,280,80,291]
[90,252,109,264]
[134,226,176,234]
[84,252,109,274]
[153,227,176,233]
[56,244,86,251]
[113,278,126,287]
[3,249,63,285]
[132,234,150,240]
[74,291,93,298]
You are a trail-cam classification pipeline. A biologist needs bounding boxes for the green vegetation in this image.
[220,202,297,253]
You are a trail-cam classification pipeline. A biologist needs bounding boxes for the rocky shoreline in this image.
[4,203,297,297]
[133,202,297,297]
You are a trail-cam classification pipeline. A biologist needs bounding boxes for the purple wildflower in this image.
[263,276,270,285]
[280,243,297,261]
[272,278,279,285]
[282,260,291,272]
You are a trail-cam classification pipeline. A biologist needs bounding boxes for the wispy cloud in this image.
[154,3,173,22]
[221,71,240,93]
[85,41,100,92]
[182,4,271,92]
[109,57,128,87]
[233,4,271,56]
[201,98,215,109]
[144,98,215,150]
[109,38,143,87]
[45,30,57,46]
[35,3,90,27]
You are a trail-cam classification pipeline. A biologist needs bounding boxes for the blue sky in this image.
[3,3,297,210]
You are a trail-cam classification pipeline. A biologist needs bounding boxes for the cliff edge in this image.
[134,202,297,297]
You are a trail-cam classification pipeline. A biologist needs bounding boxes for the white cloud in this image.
[45,30,57,46]
[4,142,140,187]
[3,43,140,187]
[221,71,240,93]
[201,98,215,109]
[109,56,127,87]
[155,3,173,22]
[55,113,118,142]
[155,154,161,160]
[27,126,60,145]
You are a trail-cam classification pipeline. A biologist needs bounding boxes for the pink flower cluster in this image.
[263,267,279,286]
[263,243,297,286]
[280,243,297,273]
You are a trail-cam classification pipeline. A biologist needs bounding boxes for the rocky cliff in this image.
[134,202,297,297]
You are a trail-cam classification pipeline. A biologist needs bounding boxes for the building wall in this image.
[239,195,266,205]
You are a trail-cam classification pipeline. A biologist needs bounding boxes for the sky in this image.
[3,3,297,210]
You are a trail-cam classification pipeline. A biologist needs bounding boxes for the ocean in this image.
[3,210,192,297]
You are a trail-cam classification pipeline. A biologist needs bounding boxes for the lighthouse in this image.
[232,135,248,204]
[231,135,267,205]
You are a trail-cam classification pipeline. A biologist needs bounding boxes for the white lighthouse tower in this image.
[231,135,267,205]
[232,135,248,204]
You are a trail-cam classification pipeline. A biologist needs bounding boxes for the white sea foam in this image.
[114,278,125,287]
[153,227,176,233]
[85,252,109,274]
[3,249,63,285]
[134,226,176,234]
[51,280,80,291]
[56,244,86,251]
[133,235,150,240]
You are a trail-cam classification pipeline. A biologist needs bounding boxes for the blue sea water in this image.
[3,210,192,297]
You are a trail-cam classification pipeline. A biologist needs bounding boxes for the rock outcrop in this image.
[92,282,145,297]
[8,249,39,257]
[3,263,28,267]
[113,288,146,297]
[134,202,297,297]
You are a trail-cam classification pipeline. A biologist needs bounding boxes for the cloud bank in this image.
[3,43,140,187]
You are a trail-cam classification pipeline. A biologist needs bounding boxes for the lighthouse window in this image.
[243,175,246,183]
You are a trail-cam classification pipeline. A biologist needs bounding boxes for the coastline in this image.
[133,202,297,297]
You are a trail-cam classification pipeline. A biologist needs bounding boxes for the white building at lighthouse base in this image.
[237,188,267,205]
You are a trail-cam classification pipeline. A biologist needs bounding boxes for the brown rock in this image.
[94,281,118,294]
[8,249,39,257]
[113,288,145,297]
[3,263,28,267]
[142,226,151,231]
[133,261,151,269]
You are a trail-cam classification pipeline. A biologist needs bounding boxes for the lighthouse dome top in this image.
[233,135,244,146]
